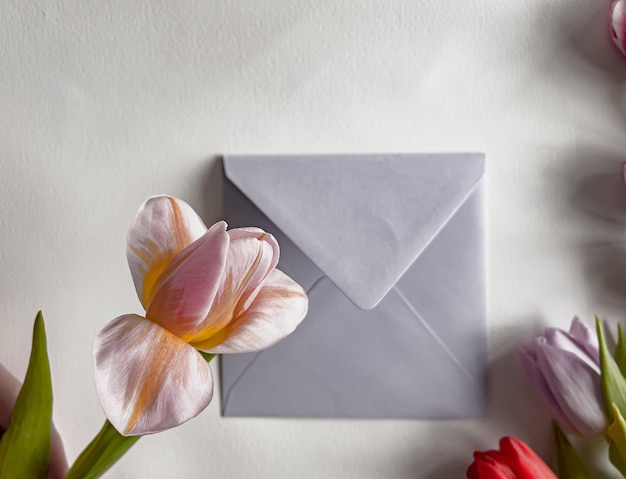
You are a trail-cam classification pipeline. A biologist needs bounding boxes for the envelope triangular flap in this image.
[224,153,484,310]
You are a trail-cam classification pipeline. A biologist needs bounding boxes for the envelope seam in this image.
[226,154,485,310]
[392,286,481,390]
[386,177,484,307]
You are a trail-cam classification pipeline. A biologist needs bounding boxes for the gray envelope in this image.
[220,153,487,418]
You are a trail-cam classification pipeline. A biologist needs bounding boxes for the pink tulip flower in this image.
[94,196,308,436]
[610,0,626,56]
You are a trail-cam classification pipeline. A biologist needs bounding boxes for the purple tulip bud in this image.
[519,317,607,437]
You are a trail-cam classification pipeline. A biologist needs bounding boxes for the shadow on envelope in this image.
[219,154,487,418]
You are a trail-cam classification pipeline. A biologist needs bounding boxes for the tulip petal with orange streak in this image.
[146,222,230,338]
[183,230,281,344]
[94,314,213,436]
[192,269,308,353]
[127,195,208,310]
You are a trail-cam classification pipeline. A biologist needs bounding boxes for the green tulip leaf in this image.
[606,404,626,477]
[0,312,53,479]
[616,323,626,379]
[597,317,626,423]
[553,422,591,479]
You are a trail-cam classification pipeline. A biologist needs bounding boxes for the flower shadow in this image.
[563,0,626,78]
[581,239,626,311]
[571,168,626,226]
[546,0,626,131]
[562,148,626,310]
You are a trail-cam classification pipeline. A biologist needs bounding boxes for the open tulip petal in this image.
[224,229,280,298]
[196,269,308,354]
[228,227,280,267]
[186,229,281,343]
[537,343,606,437]
[127,196,209,310]
[94,314,213,436]
[146,223,230,338]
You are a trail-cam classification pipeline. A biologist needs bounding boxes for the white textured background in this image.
[1,0,626,477]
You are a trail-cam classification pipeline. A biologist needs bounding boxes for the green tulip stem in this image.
[64,420,139,479]
[66,353,217,478]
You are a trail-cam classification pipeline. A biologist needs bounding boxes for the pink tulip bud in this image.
[610,0,626,56]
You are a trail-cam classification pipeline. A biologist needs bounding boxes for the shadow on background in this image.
[549,0,626,134]
[581,239,626,311]
[563,0,626,79]
[197,155,224,224]
[559,0,626,126]
[559,148,626,312]
[571,167,626,225]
